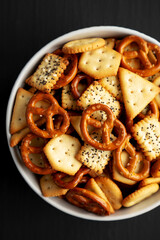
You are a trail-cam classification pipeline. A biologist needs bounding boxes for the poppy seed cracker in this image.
[77,81,121,120]
[131,114,160,161]
[76,130,116,174]
[26,53,69,93]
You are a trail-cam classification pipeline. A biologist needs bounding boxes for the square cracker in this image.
[77,81,121,120]
[78,46,121,79]
[76,130,115,174]
[43,134,82,175]
[61,83,86,111]
[131,114,160,161]
[118,67,160,119]
[10,88,48,134]
[26,53,68,93]
[40,174,68,197]
[99,75,123,102]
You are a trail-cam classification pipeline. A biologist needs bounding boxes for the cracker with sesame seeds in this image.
[76,129,116,174]
[43,134,82,175]
[118,67,160,119]
[99,75,123,102]
[122,183,159,207]
[131,114,160,161]
[10,88,48,134]
[40,174,68,197]
[77,81,121,120]
[61,83,87,111]
[62,38,105,54]
[26,53,69,93]
[78,46,121,79]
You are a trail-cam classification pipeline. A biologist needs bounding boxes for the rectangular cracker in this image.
[118,67,160,119]
[26,53,68,93]
[77,81,121,120]
[78,46,121,79]
[43,134,82,175]
[76,130,115,174]
[61,83,85,111]
[40,174,68,197]
[99,75,123,102]
[131,114,160,160]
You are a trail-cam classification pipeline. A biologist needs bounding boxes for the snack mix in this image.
[10,35,160,216]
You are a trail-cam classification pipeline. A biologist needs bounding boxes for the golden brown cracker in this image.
[122,183,159,207]
[131,114,160,161]
[118,67,160,119]
[43,134,82,175]
[26,53,68,93]
[62,38,105,54]
[78,46,121,79]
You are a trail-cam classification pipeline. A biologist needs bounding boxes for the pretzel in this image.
[52,49,78,89]
[54,111,81,135]
[21,133,55,174]
[26,92,70,138]
[53,166,90,189]
[114,135,150,181]
[151,158,160,177]
[70,73,93,99]
[65,187,112,215]
[117,35,160,77]
[80,103,126,151]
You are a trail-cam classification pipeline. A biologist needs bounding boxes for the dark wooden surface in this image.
[2,0,160,239]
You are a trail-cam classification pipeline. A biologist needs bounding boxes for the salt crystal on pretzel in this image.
[131,114,160,161]
[26,53,69,93]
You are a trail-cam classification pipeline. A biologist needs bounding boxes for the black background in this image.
[2,0,160,239]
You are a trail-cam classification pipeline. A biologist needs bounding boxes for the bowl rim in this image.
[6,25,160,221]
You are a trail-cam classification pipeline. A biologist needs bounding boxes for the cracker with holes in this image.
[62,38,105,54]
[43,134,82,175]
[118,67,160,119]
[78,46,121,79]
[77,81,121,120]
[61,83,86,111]
[76,130,115,173]
[10,88,48,134]
[26,53,69,93]
[40,174,68,197]
[99,76,123,102]
[131,114,160,161]
[122,183,159,207]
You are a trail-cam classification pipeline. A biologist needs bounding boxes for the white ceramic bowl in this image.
[6,26,160,221]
